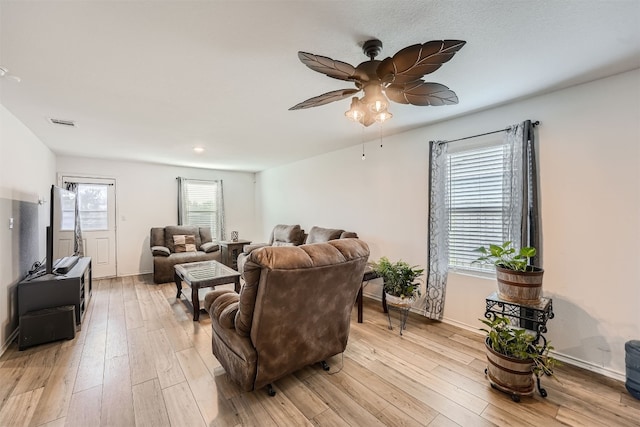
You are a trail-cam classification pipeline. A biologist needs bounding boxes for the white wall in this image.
[56,157,256,277]
[0,104,56,352]
[256,69,640,379]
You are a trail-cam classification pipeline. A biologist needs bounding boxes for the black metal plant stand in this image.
[386,302,412,336]
[484,291,554,401]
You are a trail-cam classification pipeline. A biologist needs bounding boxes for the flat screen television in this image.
[46,185,79,274]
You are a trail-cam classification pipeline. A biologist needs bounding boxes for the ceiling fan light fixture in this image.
[345,97,365,123]
[362,83,388,114]
[374,109,393,124]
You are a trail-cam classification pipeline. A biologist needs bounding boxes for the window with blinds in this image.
[182,180,220,237]
[448,144,506,272]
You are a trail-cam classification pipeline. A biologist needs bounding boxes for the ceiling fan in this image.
[289,39,466,126]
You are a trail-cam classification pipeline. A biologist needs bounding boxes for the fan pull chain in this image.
[379,122,383,148]
[362,127,366,160]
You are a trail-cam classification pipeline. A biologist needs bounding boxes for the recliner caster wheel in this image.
[320,361,330,371]
[266,384,276,397]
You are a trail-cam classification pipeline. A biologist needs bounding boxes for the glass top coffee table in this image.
[174,260,241,321]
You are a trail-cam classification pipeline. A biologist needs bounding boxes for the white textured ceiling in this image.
[1,1,639,172]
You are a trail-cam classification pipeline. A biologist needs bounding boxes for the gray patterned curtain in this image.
[177,177,185,225]
[218,180,226,241]
[420,140,450,320]
[503,120,542,266]
[64,182,84,257]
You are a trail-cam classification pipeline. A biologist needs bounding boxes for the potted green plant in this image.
[473,241,544,304]
[371,257,424,307]
[481,316,558,401]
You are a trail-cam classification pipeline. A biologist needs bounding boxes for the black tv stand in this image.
[18,257,92,325]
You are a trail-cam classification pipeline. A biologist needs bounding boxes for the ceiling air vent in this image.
[48,118,76,127]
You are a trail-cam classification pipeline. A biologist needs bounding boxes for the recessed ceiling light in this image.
[193,147,205,153]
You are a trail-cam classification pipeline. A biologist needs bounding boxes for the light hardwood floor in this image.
[1,274,638,426]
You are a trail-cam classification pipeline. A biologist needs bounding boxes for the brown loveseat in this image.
[150,225,220,283]
[204,239,369,394]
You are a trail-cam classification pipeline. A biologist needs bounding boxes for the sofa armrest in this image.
[151,245,170,257]
[200,242,220,253]
[242,243,269,254]
[204,290,239,329]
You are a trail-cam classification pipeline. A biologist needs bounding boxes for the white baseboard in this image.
[0,328,19,357]
[551,352,626,382]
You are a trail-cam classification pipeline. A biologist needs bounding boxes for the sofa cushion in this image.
[340,231,358,239]
[271,224,304,245]
[173,234,197,253]
[151,245,170,257]
[306,226,344,244]
[165,226,200,252]
[199,227,213,244]
[150,227,165,247]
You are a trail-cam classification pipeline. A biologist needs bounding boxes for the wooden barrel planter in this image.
[485,338,534,399]
[496,266,544,304]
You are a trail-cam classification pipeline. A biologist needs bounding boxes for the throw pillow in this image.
[151,245,170,257]
[173,234,196,253]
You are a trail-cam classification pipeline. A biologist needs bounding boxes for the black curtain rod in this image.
[431,120,539,144]
[63,180,114,186]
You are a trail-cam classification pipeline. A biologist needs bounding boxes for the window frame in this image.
[179,179,222,240]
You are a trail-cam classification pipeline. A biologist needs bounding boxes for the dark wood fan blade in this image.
[289,89,360,110]
[298,52,358,81]
[377,40,466,85]
[386,81,459,106]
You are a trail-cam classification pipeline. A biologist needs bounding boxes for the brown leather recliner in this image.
[204,239,369,394]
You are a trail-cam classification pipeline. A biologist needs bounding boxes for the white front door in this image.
[62,176,117,278]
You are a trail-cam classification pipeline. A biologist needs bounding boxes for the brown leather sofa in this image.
[237,224,357,275]
[236,224,306,274]
[204,239,369,394]
[150,225,221,283]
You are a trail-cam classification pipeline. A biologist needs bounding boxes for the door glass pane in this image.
[60,191,76,231]
[78,184,108,230]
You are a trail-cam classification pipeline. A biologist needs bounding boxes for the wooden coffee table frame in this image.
[174,260,241,321]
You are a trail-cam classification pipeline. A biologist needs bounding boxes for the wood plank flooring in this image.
[0,274,638,426]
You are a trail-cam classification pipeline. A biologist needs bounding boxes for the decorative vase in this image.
[485,338,535,398]
[231,231,239,242]
[496,266,544,305]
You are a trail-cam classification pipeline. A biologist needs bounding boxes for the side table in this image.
[219,239,251,270]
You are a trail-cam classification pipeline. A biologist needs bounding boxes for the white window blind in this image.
[182,180,220,237]
[448,144,505,272]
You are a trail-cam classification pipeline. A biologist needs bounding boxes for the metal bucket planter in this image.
[496,266,544,304]
[485,338,534,401]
